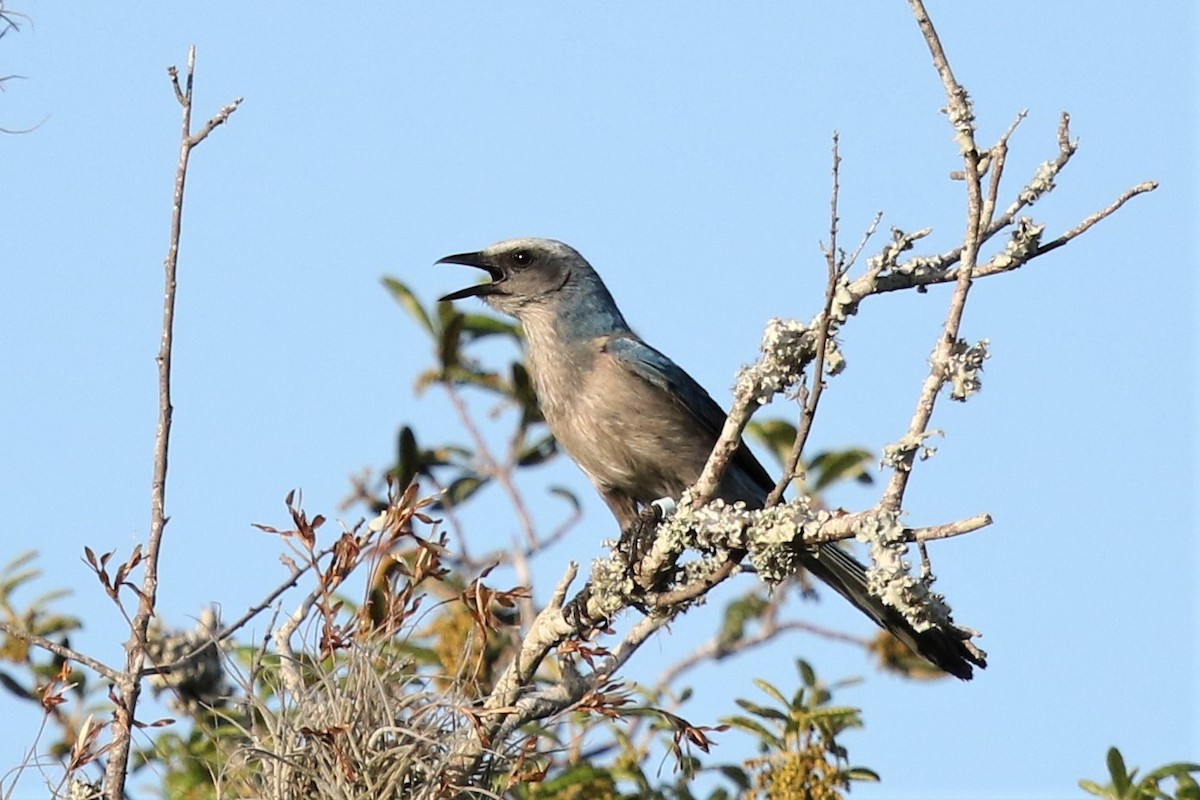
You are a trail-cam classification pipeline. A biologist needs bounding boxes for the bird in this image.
[438,237,985,679]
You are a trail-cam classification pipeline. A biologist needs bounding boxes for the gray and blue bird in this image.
[439,237,985,679]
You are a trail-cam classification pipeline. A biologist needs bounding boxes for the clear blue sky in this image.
[1,3,1195,798]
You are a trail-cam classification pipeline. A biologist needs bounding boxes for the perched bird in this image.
[438,237,985,679]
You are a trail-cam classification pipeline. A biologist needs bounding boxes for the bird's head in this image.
[438,238,620,328]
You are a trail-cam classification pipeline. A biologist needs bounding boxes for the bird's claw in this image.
[562,583,597,630]
[616,499,681,594]
[617,504,666,567]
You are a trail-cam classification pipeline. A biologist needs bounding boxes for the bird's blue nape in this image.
[555,276,630,341]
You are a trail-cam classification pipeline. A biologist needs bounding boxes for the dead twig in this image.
[102,47,241,800]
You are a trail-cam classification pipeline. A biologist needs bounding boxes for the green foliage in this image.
[722,660,877,800]
[382,279,574,520]
[746,420,873,497]
[383,276,523,396]
[0,281,917,798]
[1079,747,1200,800]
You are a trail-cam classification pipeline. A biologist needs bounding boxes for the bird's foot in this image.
[562,583,600,631]
[617,498,677,593]
[617,498,674,566]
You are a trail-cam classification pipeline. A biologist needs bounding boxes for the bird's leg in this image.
[600,488,654,566]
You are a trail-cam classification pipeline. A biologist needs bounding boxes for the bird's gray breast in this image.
[526,336,712,503]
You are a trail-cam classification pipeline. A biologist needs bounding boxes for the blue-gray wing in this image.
[603,333,775,496]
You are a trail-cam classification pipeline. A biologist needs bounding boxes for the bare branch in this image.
[689,391,757,508]
[0,621,121,683]
[1036,180,1159,256]
[844,211,884,273]
[188,97,243,147]
[980,110,1028,227]
[139,547,322,678]
[103,46,240,800]
[655,616,870,691]
[766,133,847,507]
[911,512,993,542]
[645,553,741,608]
[443,383,539,550]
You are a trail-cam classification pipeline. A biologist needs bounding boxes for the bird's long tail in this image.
[801,543,986,680]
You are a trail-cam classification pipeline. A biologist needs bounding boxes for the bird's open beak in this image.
[436,251,504,302]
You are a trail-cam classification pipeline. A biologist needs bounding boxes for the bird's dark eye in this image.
[511,250,533,267]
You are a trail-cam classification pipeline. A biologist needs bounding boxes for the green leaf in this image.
[2,550,39,574]
[30,588,74,609]
[750,677,789,709]
[745,418,798,467]
[1,568,39,598]
[394,426,419,491]
[810,448,874,491]
[0,671,33,700]
[803,706,863,724]
[459,313,521,342]
[716,593,767,651]
[418,364,507,395]
[1108,748,1131,796]
[1142,762,1200,784]
[548,486,581,513]
[1176,773,1200,800]
[434,475,488,509]
[797,659,818,689]
[438,310,465,371]
[511,362,543,426]
[721,715,782,749]
[733,697,788,722]
[844,766,881,783]
[516,434,557,467]
[435,297,460,331]
[381,277,436,338]
[1077,779,1107,797]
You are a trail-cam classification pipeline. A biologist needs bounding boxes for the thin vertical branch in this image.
[765,133,846,508]
[881,2,984,513]
[103,47,241,800]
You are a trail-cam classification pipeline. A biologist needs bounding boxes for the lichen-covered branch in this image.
[882,0,986,514]
[441,2,1154,788]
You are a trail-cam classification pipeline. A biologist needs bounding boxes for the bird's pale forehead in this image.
[485,237,575,258]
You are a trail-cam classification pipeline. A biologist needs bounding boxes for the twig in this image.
[979,110,1027,227]
[646,554,741,608]
[1035,181,1159,256]
[0,621,121,683]
[443,383,539,550]
[765,133,846,507]
[844,211,884,272]
[102,47,240,800]
[139,552,321,677]
[489,611,678,750]
[508,535,537,631]
[861,168,1155,294]
[447,564,587,776]
[911,512,992,542]
[655,617,870,691]
[273,582,325,696]
[523,503,582,560]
